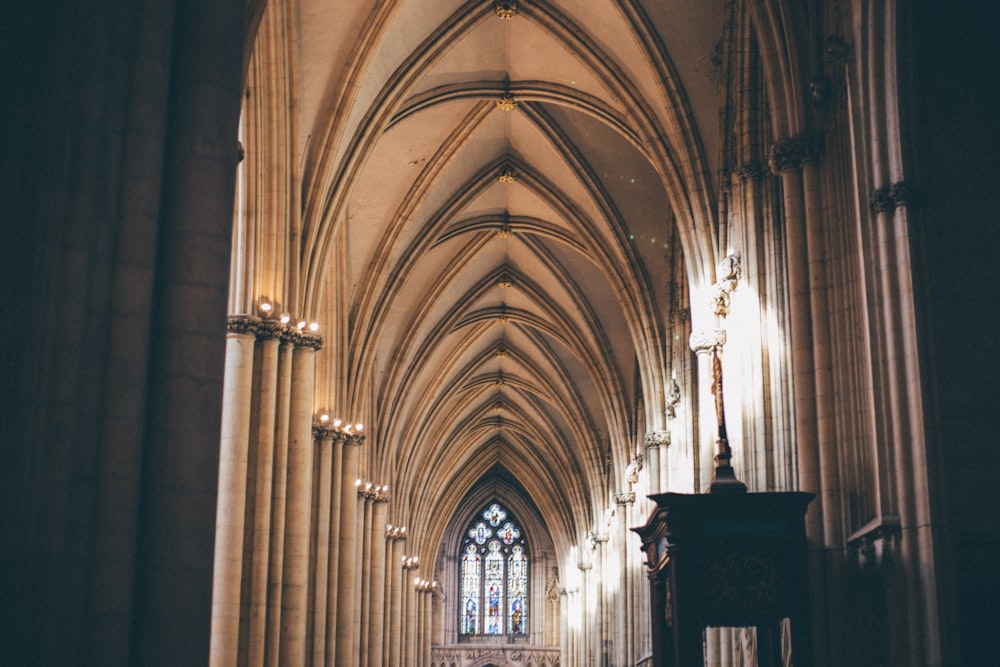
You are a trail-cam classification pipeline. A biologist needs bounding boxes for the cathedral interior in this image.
[2,1,998,666]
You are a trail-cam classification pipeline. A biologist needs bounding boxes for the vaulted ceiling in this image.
[273,0,727,550]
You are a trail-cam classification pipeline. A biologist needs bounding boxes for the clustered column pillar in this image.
[388,529,406,667]
[402,554,420,667]
[367,519,392,667]
[278,333,319,665]
[334,433,364,664]
[309,424,338,664]
[770,132,838,661]
[644,432,664,493]
[210,318,257,666]
[615,491,636,667]
[591,533,608,666]
[248,324,284,667]
[209,317,321,667]
[578,560,592,666]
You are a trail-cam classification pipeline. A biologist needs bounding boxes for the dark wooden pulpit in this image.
[633,491,814,667]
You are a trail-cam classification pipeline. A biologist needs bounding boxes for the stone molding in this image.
[870,181,916,214]
[689,329,726,354]
[311,424,347,443]
[737,160,767,181]
[225,315,324,349]
[494,0,518,20]
[768,132,824,174]
[644,430,670,448]
[496,94,517,111]
[614,491,636,506]
[433,645,560,667]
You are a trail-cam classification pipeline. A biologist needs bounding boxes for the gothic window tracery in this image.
[459,501,528,637]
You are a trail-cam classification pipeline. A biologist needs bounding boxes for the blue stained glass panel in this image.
[498,521,520,545]
[484,540,504,634]
[469,521,492,544]
[483,503,506,527]
[507,545,528,634]
[461,544,481,634]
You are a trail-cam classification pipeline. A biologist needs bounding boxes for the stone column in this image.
[310,423,337,664]
[324,431,345,664]
[125,2,246,662]
[644,432,662,494]
[335,433,364,664]
[413,584,424,667]
[578,560,592,666]
[769,136,823,528]
[388,530,406,666]
[209,318,257,666]
[615,492,635,667]
[265,339,295,666]
[591,533,608,666]
[358,487,376,666]
[247,328,281,667]
[403,558,419,667]
[559,588,570,666]
[367,501,389,667]
[278,334,320,665]
[381,530,397,666]
[770,134,828,662]
[424,585,434,667]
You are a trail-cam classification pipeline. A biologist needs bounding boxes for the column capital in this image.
[225,315,324,348]
[285,327,323,350]
[768,132,824,174]
[359,481,389,501]
[614,491,636,506]
[577,561,593,572]
[311,423,339,441]
[254,319,286,341]
[226,314,260,335]
[590,532,609,544]
[737,160,767,181]
[870,181,918,214]
[644,430,670,448]
[689,329,726,355]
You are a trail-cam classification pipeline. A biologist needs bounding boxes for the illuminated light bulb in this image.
[355,423,364,432]
[345,423,353,432]
[355,479,362,486]
[319,413,330,423]
[387,524,393,530]
[365,482,372,491]
[259,299,273,314]
[332,418,342,427]
[279,313,291,324]
[383,485,389,493]
[308,321,319,332]
[296,320,307,329]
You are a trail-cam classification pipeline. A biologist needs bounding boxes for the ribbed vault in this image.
[249,0,728,582]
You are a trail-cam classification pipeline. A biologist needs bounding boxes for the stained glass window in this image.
[485,541,504,634]
[461,544,481,634]
[458,501,528,638]
[507,544,527,634]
